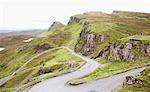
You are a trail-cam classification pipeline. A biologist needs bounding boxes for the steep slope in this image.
[70,11,150,57]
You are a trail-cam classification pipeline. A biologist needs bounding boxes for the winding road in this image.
[28,47,145,92]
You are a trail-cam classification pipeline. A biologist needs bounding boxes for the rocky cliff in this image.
[69,11,150,62]
[93,39,150,61]
[75,21,105,56]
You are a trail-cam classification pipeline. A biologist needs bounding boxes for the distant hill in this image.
[0,29,46,38]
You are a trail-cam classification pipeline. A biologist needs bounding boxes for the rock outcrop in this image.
[93,41,150,61]
[48,21,64,31]
[140,44,150,57]
[38,67,51,75]
[109,42,134,61]
[19,43,52,53]
[75,22,105,56]
[34,43,52,53]
[123,76,144,85]
[68,16,82,24]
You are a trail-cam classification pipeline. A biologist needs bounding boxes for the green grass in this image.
[0,35,35,78]
[119,35,150,44]
[0,51,34,78]
[113,10,150,21]
[64,23,83,49]
[90,22,114,33]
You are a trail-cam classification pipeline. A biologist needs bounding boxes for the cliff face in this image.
[68,11,150,62]
[75,32,105,56]
[74,21,105,56]
[93,41,150,61]
[140,44,150,57]
[109,42,134,61]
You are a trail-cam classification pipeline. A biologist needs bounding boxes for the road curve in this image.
[28,47,145,92]
[28,46,101,92]
[28,68,145,92]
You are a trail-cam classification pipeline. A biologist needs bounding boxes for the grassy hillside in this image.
[0,48,84,91]
[0,10,150,91]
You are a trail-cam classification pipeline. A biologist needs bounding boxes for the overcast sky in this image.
[0,0,150,30]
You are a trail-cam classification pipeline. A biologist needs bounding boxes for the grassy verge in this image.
[68,58,150,85]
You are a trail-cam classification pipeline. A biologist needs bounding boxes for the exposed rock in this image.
[123,76,144,85]
[109,43,134,61]
[38,67,51,75]
[93,41,149,61]
[38,64,63,75]
[58,68,64,72]
[141,44,150,57]
[68,16,81,24]
[75,22,105,56]
[146,46,150,56]
[19,45,32,52]
[34,43,52,53]
[68,61,76,68]
[48,21,64,31]
[82,32,95,55]
[19,43,52,53]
